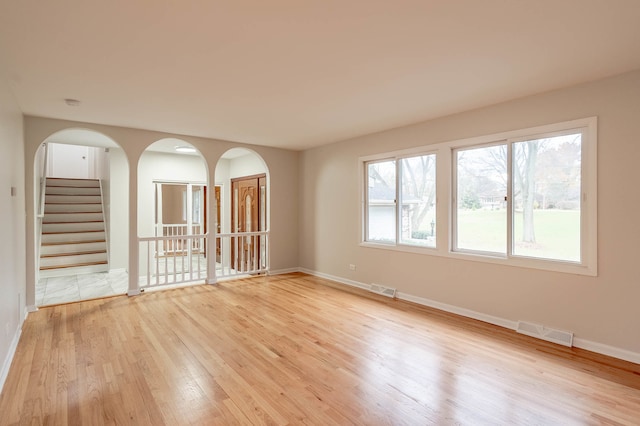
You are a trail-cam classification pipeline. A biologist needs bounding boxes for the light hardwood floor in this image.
[1,272,639,425]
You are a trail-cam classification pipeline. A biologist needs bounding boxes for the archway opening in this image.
[136,138,209,290]
[34,128,129,306]
[214,148,270,278]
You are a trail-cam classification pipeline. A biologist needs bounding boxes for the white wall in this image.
[108,148,129,270]
[299,70,640,361]
[47,143,90,178]
[137,151,207,238]
[229,152,267,179]
[215,153,269,235]
[0,74,26,390]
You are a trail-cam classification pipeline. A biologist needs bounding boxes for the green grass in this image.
[457,209,580,261]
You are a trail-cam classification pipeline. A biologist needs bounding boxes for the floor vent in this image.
[369,283,397,298]
[516,321,574,347]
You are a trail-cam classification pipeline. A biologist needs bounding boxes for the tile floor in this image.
[36,270,129,306]
[36,259,241,306]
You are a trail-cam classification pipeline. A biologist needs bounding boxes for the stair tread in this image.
[42,230,105,234]
[44,212,102,216]
[41,250,107,258]
[42,239,106,246]
[46,185,100,188]
[40,260,107,270]
[43,212,103,215]
[43,220,105,224]
[47,177,99,180]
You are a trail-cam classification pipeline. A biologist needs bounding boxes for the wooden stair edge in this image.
[41,239,106,246]
[41,250,107,258]
[42,211,104,214]
[42,230,105,235]
[46,177,100,181]
[45,202,102,205]
[42,220,105,224]
[39,260,108,271]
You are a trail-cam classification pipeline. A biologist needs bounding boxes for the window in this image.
[455,144,507,254]
[366,160,396,243]
[454,130,584,263]
[361,117,596,275]
[365,153,437,248]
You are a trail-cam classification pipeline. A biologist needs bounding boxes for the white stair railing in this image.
[155,224,203,255]
[215,231,269,278]
[138,230,269,290]
[139,233,207,289]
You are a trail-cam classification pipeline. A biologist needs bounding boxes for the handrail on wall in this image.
[37,143,48,218]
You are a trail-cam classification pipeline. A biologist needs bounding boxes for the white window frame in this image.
[360,117,597,276]
[362,148,439,251]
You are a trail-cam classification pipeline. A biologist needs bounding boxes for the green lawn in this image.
[457,209,580,261]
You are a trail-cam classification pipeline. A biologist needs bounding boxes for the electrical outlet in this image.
[349,264,356,271]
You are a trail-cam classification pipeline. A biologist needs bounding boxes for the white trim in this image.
[26,305,38,313]
[268,267,302,276]
[0,325,23,395]
[127,289,141,296]
[396,291,517,330]
[298,268,370,292]
[573,338,640,365]
[359,117,598,276]
[300,269,639,365]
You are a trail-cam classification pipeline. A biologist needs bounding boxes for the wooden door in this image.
[231,174,266,270]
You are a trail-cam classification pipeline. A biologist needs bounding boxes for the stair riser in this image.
[45,204,103,213]
[41,242,107,256]
[41,231,105,244]
[46,187,101,196]
[40,252,107,268]
[45,195,102,204]
[46,178,100,188]
[43,212,104,223]
[43,222,105,233]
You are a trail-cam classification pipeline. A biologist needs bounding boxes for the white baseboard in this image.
[26,305,38,313]
[300,268,640,365]
[396,291,518,330]
[268,267,302,276]
[573,338,640,364]
[0,325,22,396]
[298,268,370,291]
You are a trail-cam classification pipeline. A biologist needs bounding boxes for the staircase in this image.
[39,178,109,277]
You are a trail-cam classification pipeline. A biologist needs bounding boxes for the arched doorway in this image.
[136,138,209,290]
[214,148,270,279]
[34,128,129,306]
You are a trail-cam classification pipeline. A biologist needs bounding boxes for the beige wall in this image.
[0,71,26,386]
[299,70,640,359]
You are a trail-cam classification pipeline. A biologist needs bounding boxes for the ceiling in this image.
[1,1,639,151]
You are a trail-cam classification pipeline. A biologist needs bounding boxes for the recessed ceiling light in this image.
[64,98,81,107]
[175,146,197,153]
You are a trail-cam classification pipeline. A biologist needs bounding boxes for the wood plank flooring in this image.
[1,272,639,425]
